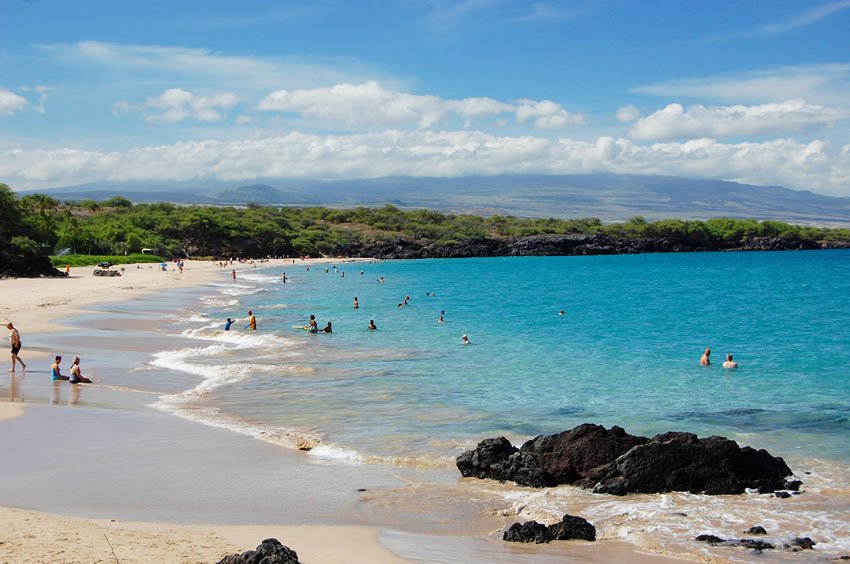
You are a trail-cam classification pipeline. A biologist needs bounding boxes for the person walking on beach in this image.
[722,354,738,369]
[7,322,25,372]
[51,356,68,381]
[69,356,93,384]
[246,310,257,331]
[700,348,711,366]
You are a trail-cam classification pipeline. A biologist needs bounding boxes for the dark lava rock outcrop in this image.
[457,423,797,495]
[503,514,596,543]
[217,538,300,564]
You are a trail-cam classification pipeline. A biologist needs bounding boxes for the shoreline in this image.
[4,256,844,562]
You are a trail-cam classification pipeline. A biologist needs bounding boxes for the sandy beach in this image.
[1,259,713,563]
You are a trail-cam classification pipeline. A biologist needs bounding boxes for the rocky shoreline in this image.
[341,233,850,260]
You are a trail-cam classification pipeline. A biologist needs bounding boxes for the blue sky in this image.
[1,0,849,195]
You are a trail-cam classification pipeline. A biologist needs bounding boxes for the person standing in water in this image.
[700,348,711,366]
[322,322,333,333]
[246,310,257,331]
[7,322,25,372]
[308,314,318,333]
[462,334,470,345]
[722,354,738,369]
[224,318,234,331]
[353,297,359,309]
[368,320,377,330]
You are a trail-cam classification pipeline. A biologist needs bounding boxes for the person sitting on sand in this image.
[722,354,738,369]
[69,356,93,384]
[51,356,68,381]
[700,348,711,366]
[368,320,377,330]
[7,322,26,372]
[462,334,470,345]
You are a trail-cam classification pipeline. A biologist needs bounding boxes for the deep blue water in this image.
[156,250,850,465]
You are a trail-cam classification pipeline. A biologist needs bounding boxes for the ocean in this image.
[150,250,850,558]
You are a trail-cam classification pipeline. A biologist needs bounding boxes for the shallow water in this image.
[145,252,850,558]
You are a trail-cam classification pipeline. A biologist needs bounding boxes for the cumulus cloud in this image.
[615,105,640,123]
[629,100,849,141]
[3,131,848,196]
[0,88,28,115]
[117,88,240,123]
[259,81,578,130]
[515,99,584,129]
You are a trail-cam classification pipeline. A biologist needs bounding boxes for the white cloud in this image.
[19,85,59,114]
[3,131,849,196]
[629,100,850,141]
[615,105,640,123]
[515,99,584,129]
[259,81,576,130]
[757,0,850,36]
[634,63,850,106]
[117,88,240,123]
[40,41,390,92]
[0,89,28,115]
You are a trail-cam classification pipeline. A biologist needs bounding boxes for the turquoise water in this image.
[156,250,850,466]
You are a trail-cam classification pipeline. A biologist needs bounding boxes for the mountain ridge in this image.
[16,173,850,226]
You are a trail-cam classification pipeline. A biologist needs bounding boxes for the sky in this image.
[1,0,849,196]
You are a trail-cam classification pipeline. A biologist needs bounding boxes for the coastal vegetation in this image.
[2,183,850,274]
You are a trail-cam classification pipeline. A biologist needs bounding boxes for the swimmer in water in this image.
[558,310,565,316]
[368,320,377,330]
[700,348,711,366]
[308,315,318,333]
[722,354,738,369]
[353,297,359,309]
[461,334,470,345]
[322,322,333,333]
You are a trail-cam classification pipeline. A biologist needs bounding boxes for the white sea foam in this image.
[179,326,290,348]
[238,272,280,284]
[199,296,240,308]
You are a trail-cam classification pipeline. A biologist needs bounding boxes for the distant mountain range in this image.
[20,174,850,226]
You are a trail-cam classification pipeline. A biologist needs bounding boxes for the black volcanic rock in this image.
[217,538,299,564]
[746,526,767,535]
[590,432,793,495]
[457,424,796,495]
[503,515,596,543]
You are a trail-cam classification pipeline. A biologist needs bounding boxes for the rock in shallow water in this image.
[457,423,797,495]
[503,514,596,543]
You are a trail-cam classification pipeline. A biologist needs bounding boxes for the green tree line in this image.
[3,184,850,263]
